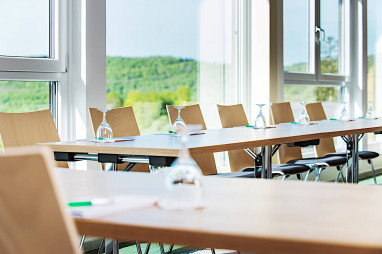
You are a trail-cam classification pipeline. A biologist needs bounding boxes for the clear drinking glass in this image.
[298,102,310,126]
[172,106,186,134]
[255,104,266,128]
[339,102,349,121]
[366,101,375,119]
[159,126,203,210]
[96,108,114,143]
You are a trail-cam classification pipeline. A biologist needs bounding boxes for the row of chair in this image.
[163,102,378,183]
[0,102,378,183]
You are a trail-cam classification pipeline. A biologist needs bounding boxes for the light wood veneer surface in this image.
[56,169,382,254]
[43,119,382,157]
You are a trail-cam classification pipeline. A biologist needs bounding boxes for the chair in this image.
[217,104,312,180]
[166,104,218,175]
[0,110,67,168]
[0,146,80,254]
[270,102,347,181]
[306,102,378,183]
[89,107,149,172]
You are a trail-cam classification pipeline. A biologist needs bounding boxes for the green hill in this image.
[106,56,198,132]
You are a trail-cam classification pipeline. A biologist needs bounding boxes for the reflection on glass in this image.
[339,102,349,121]
[283,0,311,73]
[298,102,310,126]
[254,104,266,128]
[160,126,203,210]
[96,109,114,143]
[172,106,186,134]
[366,101,376,119]
[320,0,343,74]
[0,0,50,58]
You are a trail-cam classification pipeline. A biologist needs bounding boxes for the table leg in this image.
[113,240,119,254]
[112,163,120,254]
[261,146,272,179]
[351,134,360,184]
[261,147,266,178]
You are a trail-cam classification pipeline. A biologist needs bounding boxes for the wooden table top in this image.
[42,119,382,157]
[56,168,382,254]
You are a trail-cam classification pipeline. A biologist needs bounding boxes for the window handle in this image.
[315,26,326,42]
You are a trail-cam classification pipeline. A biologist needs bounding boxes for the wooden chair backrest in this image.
[270,102,303,164]
[89,106,140,137]
[166,104,217,175]
[217,104,255,172]
[0,146,80,254]
[217,104,249,128]
[89,107,149,172]
[167,104,207,130]
[306,102,337,156]
[0,110,67,168]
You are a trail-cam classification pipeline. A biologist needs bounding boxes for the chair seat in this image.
[239,164,310,176]
[288,156,346,167]
[323,151,379,160]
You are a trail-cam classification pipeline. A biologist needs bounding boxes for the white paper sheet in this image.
[68,195,157,219]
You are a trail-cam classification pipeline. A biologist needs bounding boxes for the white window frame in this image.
[0,0,68,140]
[283,0,351,86]
[0,0,67,73]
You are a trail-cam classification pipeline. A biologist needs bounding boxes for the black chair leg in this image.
[79,235,85,250]
[167,244,174,253]
[144,243,151,254]
[368,160,378,184]
[98,239,105,254]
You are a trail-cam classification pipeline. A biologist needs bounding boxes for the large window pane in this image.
[0,0,50,58]
[367,0,382,145]
[320,0,342,74]
[284,85,340,118]
[106,0,234,133]
[0,81,50,112]
[283,0,312,73]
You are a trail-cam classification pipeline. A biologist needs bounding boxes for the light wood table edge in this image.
[75,218,382,254]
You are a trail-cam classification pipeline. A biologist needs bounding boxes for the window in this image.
[0,0,49,58]
[106,0,237,133]
[367,0,382,146]
[0,0,65,72]
[283,0,350,84]
[283,0,351,122]
[0,0,65,135]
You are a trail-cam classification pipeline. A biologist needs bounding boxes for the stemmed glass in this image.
[366,101,375,119]
[339,102,349,121]
[172,106,186,134]
[255,104,266,128]
[298,102,310,126]
[96,108,114,143]
[159,125,203,210]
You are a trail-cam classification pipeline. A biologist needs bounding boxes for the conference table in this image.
[43,118,382,183]
[56,168,382,254]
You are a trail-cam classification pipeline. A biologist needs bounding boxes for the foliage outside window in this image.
[106,0,234,133]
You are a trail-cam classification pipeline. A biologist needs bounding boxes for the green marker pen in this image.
[68,198,113,207]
